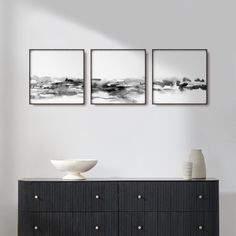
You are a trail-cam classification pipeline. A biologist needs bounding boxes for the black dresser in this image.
[18,179,219,236]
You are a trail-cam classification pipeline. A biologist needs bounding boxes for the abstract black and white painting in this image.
[152,49,208,105]
[91,49,146,104]
[30,49,85,104]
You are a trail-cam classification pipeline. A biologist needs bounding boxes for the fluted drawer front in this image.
[18,212,73,236]
[19,212,118,236]
[19,181,118,212]
[119,181,218,211]
[18,180,219,236]
[119,212,219,236]
[73,212,118,236]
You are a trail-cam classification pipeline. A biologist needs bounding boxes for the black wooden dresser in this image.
[18,179,219,236]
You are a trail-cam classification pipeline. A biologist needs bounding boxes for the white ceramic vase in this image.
[189,149,206,179]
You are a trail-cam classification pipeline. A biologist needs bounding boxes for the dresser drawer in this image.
[19,212,118,236]
[18,212,73,236]
[119,212,219,236]
[73,212,118,236]
[119,181,218,211]
[19,181,118,212]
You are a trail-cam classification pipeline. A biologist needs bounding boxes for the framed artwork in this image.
[91,49,146,105]
[29,49,85,105]
[152,49,208,105]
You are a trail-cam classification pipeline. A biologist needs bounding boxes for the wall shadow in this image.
[23,0,211,48]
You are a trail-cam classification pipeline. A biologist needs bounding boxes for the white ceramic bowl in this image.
[51,159,98,180]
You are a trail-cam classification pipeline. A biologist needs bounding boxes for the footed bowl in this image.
[51,159,97,180]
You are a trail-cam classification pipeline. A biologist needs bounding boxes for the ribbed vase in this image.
[189,149,206,179]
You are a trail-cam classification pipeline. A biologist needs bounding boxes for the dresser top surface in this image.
[19,178,218,182]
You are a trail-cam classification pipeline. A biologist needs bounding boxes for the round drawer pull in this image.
[34,195,39,199]
[198,195,203,199]
[34,226,38,230]
[137,225,143,230]
[137,195,142,199]
[198,225,204,230]
[95,225,100,230]
[95,195,100,199]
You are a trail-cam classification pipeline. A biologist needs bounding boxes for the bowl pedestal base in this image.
[63,172,85,180]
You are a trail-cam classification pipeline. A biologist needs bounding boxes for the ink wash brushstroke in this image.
[30,50,84,104]
[153,50,207,104]
[91,50,146,104]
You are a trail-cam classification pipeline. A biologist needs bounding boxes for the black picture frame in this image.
[152,49,208,105]
[29,49,85,105]
[90,49,147,105]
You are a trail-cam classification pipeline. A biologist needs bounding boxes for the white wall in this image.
[1,0,236,235]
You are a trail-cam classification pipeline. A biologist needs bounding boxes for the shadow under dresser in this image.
[18,178,219,236]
